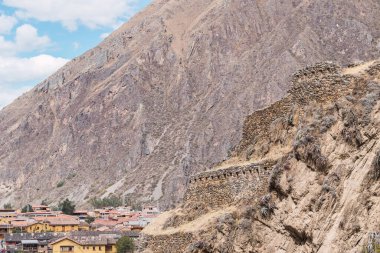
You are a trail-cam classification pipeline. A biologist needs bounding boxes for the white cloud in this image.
[15,24,50,51]
[0,55,68,83]
[0,14,18,34]
[3,0,137,31]
[0,24,51,56]
[73,42,80,50]
[100,33,110,39]
[0,55,69,108]
[0,86,30,109]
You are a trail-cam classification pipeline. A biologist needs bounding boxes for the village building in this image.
[31,205,51,212]
[9,215,82,233]
[4,232,59,253]
[10,219,37,233]
[24,211,61,217]
[79,221,91,231]
[93,210,109,220]
[50,236,117,253]
[141,206,160,216]
[20,239,41,253]
[73,211,88,221]
[43,217,80,232]
[0,223,12,239]
[49,231,139,253]
[3,231,139,253]
[0,209,17,220]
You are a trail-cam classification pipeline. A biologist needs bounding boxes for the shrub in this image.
[293,130,328,171]
[116,236,134,253]
[21,204,32,213]
[85,216,95,224]
[341,109,357,127]
[260,206,270,218]
[341,127,363,147]
[56,181,65,188]
[58,199,75,215]
[320,115,337,133]
[269,165,285,195]
[238,218,251,230]
[270,117,286,143]
[260,194,271,205]
[340,108,364,147]
[321,176,338,200]
[3,203,12,209]
[360,83,380,125]
[90,195,123,208]
[372,151,380,180]
[345,95,356,103]
[245,145,254,160]
[239,206,256,219]
[185,241,213,253]
[322,183,333,192]
[66,173,77,180]
[258,194,275,219]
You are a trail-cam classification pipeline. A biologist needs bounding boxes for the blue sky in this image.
[0,0,151,108]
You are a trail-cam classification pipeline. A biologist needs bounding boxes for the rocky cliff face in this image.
[141,60,380,253]
[0,0,380,208]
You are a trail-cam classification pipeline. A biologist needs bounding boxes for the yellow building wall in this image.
[51,239,116,253]
[49,224,79,232]
[79,225,90,231]
[25,223,79,233]
[0,218,11,224]
[25,223,45,233]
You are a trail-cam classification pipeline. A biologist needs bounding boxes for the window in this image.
[99,246,101,250]
[93,246,96,251]
[83,246,85,249]
[60,246,74,252]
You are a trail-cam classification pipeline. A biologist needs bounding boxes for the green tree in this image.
[116,236,134,253]
[58,199,75,215]
[85,216,95,224]
[3,203,12,209]
[12,227,22,233]
[41,200,48,206]
[90,194,122,208]
[21,204,33,213]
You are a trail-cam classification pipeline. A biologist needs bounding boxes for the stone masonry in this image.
[239,62,360,151]
[184,163,271,209]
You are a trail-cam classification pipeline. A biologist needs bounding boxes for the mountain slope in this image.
[141,60,380,253]
[0,0,379,208]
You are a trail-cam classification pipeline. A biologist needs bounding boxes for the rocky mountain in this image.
[141,60,380,253]
[0,0,379,209]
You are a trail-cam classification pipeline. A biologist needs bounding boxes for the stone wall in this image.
[140,163,271,253]
[139,232,194,253]
[184,163,271,209]
[239,62,356,151]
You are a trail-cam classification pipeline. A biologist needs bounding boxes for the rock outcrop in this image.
[0,0,380,209]
[141,60,380,252]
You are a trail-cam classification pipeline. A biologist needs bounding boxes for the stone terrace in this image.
[184,163,271,209]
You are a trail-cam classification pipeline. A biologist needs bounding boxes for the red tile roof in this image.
[92,219,118,227]
[11,221,36,227]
